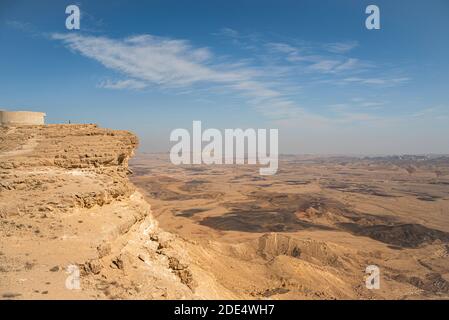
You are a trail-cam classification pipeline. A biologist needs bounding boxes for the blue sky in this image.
[1,0,448,154]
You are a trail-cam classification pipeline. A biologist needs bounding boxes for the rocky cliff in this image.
[0,124,232,299]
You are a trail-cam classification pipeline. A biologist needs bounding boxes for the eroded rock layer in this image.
[0,125,212,299]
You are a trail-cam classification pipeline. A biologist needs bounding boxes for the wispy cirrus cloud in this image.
[213,27,240,39]
[51,32,302,119]
[5,20,41,38]
[6,20,35,32]
[410,105,449,119]
[52,33,238,87]
[264,40,365,74]
[308,59,341,71]
[98,79,147,90]
[324,41,359,54]
[51,30,411,126]
[342,76,410,86]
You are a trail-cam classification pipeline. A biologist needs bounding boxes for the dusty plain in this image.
[130,153,449,299]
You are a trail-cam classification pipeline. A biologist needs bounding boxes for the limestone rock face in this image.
[0,124,137,170]
[0,125,138,217]
[0,124,206,299]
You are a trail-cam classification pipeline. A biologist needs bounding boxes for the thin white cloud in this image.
[307,58,363,73]
[98,79,147,90]
[265,42,297,54]
[410,105,449,118]
[359,101,385,108]
[334,58,360,72]
[342,77,410,86]
[324,41,359,54]
[309,59,341,72]
[214,27,240,39]
[6,20,35,32]
[265,42,313,63]
[265,41,364,74]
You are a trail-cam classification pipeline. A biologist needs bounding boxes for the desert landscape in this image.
[1,124,448,300]
[129,153,449,299]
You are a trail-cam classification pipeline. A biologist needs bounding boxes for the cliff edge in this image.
[0,124,230,299]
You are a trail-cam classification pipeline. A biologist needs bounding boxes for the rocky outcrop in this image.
[0,124,137,168]
[0,125,138,217]
[0,124,204,299]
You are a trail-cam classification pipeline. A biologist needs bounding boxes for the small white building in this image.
[0,110,46,126]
